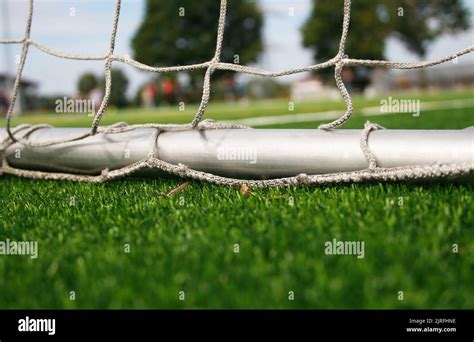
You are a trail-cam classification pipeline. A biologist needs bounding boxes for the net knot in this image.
[360,121,385,170]
[101,168,110,179]
[296,173,309,184]
[197,119,216,130]
[176,163,188,173]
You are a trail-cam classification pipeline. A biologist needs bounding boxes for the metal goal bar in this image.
[1,127,472,181]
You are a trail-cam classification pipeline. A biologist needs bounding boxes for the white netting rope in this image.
[0,0,473,186]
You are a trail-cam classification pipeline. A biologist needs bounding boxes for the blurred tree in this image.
[302,0,392,62]
[77,73,98,97]
[302,0,471,90]
[390,0,470,59]
[132,0,263,92]
[302,0,393,91]
[390,0,470,87]
[106,68,129,108]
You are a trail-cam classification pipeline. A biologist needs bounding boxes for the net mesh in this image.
[0,0,473,186]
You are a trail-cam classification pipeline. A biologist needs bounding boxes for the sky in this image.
[1,0,473,97]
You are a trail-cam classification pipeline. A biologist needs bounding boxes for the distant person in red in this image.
[161,78,176,104]
[223,74,237,101]
[141,82,157,108]
[0,91,10,117]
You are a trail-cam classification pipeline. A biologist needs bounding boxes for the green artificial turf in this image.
[0,179,473,308]
[263,107,474,129]
[0,89,473,308]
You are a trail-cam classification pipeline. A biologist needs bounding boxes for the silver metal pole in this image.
[1,128,472,179]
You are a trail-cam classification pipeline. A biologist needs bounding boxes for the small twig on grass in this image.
[157,182,189,197]
[167,182,189,196]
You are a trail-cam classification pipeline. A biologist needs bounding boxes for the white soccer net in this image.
[0,0,473,186]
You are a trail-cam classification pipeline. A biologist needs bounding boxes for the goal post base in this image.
[1,127,472,182]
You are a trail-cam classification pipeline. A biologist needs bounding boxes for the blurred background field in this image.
[2,87,473,128]
[1,0,474,127]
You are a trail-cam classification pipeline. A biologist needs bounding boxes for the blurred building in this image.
[364,62,474,97]
[290,77,340,101]
[0,73,38,115]
[398,62,474,89]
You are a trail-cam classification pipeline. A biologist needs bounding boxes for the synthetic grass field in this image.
[0,88,473,308]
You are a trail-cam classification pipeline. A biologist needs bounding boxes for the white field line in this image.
[226,99,474,127]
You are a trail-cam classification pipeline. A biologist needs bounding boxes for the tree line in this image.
[70,0,470,108]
